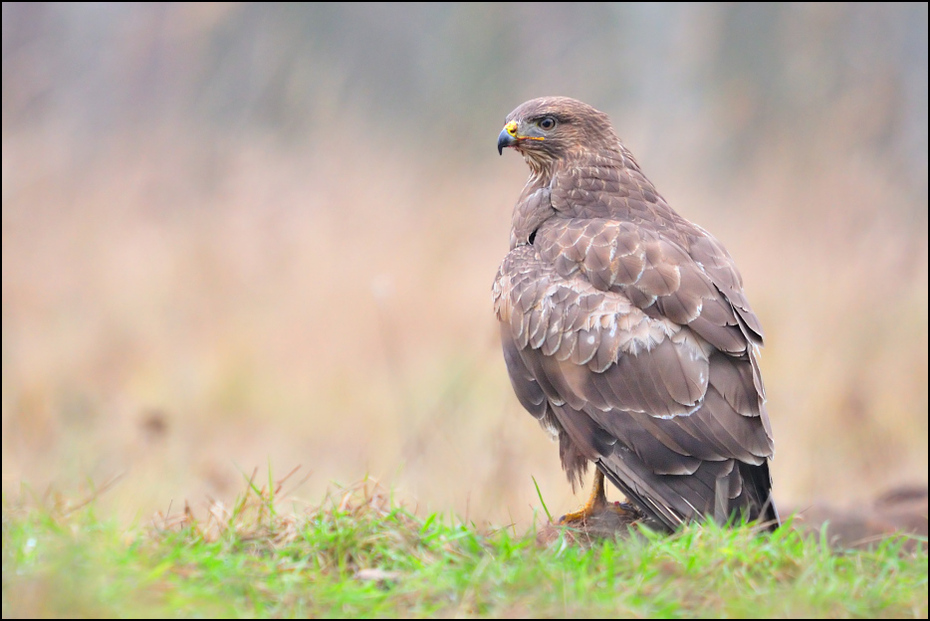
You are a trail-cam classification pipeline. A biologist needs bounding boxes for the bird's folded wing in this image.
[493,242,773,476]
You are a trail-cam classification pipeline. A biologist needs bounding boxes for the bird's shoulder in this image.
[548,150,696,238]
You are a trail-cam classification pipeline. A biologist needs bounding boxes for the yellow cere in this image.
[504,120,544,142]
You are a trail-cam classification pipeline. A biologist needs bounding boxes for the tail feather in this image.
[598,450,778,533]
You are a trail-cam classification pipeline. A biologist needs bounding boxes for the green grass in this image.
[3,476,927,618]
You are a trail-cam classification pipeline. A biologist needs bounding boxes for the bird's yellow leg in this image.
[558,469,641,526]
[559,469,608,524]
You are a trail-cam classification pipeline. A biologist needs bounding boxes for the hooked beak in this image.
[497,121,519,155]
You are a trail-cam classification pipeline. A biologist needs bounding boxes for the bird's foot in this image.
[558,500,640,526]
[556,468,641,527]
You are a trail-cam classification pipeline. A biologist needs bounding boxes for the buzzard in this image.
[493,97,778,533]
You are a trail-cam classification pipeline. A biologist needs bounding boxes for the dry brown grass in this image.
[2,115,926,528]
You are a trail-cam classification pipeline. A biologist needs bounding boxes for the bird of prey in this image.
[493,97,778,533]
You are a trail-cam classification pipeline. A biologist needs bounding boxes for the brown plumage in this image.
[493,97,778,532]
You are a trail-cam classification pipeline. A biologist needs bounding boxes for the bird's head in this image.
[497,96,619,177]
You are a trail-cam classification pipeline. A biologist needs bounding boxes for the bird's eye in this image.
[538,117,556,130]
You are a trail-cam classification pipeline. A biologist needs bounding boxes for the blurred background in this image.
[2,3,927,527]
